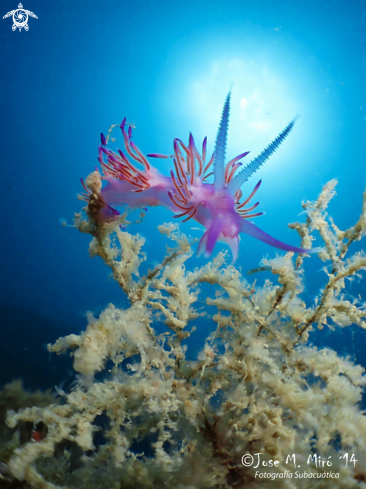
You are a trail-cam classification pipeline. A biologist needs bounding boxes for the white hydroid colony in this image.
[4,179,366,488]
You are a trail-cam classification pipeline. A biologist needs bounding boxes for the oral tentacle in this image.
[197,231,209,257]
[220,235,240,263]
[229,236,239,264]
[203,220,225,257]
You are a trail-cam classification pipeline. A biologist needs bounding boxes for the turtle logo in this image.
[3,3,38,31]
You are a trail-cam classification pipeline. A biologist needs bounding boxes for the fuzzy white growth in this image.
[3,181,366,489]
[85,171,102,194]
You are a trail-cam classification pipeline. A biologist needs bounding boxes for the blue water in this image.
[1,0,366,389]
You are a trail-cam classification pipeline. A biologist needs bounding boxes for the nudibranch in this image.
[81,93,320,262]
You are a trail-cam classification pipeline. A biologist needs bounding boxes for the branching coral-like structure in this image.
[4,180,366,489]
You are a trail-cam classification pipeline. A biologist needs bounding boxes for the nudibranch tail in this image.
[214,92,231,189]
[240,219,318,254]
[228,116,298,194]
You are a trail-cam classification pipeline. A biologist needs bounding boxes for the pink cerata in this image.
[81,93,321,263]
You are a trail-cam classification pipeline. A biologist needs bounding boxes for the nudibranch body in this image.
[82,93,320,262]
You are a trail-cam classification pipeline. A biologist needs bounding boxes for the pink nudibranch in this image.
[82,93,320,263]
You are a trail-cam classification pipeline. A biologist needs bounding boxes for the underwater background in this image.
[1,0,366,391]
